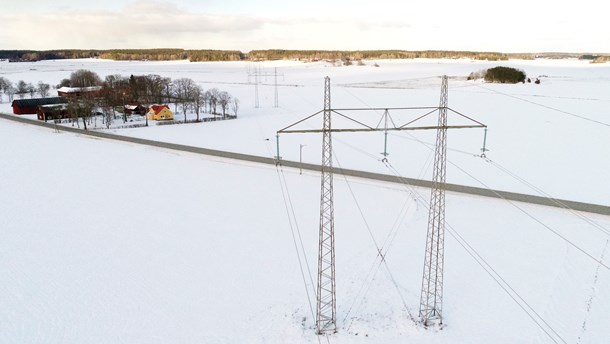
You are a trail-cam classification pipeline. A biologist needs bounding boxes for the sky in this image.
[0,0,608,53]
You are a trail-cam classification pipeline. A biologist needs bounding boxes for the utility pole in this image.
[299,144,306,175]
[316,76,337,334]
[419,75,448,326]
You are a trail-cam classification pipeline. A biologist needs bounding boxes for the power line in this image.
[382,160,568,344]
[274,163,317,323]
[332,151,418,329]
[484,158,610,237]
[447,157,610,271]
[393,129,610,270]
[474,84,610,128]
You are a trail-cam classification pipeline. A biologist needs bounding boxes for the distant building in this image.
[57,86,102,98]
[124,103,147,116]
[147,105,173,120]
[37,104,69,121]
[12,97,68,115]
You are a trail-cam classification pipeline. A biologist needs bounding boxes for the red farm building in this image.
[37,104,69,121]
[12,97,68,115]
[124,103,147,116]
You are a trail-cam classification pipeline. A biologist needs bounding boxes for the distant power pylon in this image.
[419,75,448,326]
[274,67,279,108]
[255,65,260,108]
[248,64,284,109]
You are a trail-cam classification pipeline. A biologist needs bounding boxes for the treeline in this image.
[0,50,98,62]
[98,49,243,61]
[587,56,610,64]
[247,49,526,61]
[0,49,243,62]
[0,49,529,62]
[2,49,607,63]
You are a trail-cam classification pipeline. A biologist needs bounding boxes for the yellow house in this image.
[147,105,174,120]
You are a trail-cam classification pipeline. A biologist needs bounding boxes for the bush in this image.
[484,66,526,83]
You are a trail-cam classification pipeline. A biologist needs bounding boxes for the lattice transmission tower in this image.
[277,75,485,334]
[248,64,284,108]
[419,75,449,326]
[316,76,337,334]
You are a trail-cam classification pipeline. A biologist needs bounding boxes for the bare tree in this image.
[202,90,211,113]
[102,74,129,121]
[104,74,127,90]
[16,80,28,99]
[144,74,166,104]
[37,81,51,97]
[173,78,196,121]
[218,91,232,118]
[207,88,220,115]
[0,77,9,103]
[77,93,97,130]
[161,77,172,103]
[67,98,80,128]
[57,78,71,88]
[70,69,102,87]
[98,87,116,126]
[231,98,240,117]
[191,85,204,121]
[27,82,36,98]
[6,84,16,102]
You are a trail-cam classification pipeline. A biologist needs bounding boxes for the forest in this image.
[0,49,606,63]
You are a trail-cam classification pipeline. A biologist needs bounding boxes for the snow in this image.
[4,57,607,204]
[1,58,609,343]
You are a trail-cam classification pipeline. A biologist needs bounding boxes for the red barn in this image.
[12,97,68,115]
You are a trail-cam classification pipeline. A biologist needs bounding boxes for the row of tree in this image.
[0,50,97,62]
[1,49,541,63]
[0,49,243,62]
[0,77,51,102]
[50,70,239,129]
[4,49,610,63]
[246,50,535,61]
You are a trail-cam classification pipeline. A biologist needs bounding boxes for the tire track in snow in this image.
[576,239,609,344]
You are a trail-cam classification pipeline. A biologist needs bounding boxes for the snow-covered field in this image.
[1,58,609,343]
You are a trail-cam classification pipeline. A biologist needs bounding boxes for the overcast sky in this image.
[1,0,607,53]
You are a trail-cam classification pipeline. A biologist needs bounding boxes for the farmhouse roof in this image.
[12,97,67,108]
[150,105,170,114]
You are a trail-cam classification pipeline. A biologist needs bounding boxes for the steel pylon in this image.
[419,75,449,326]
[316,76,337,334]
